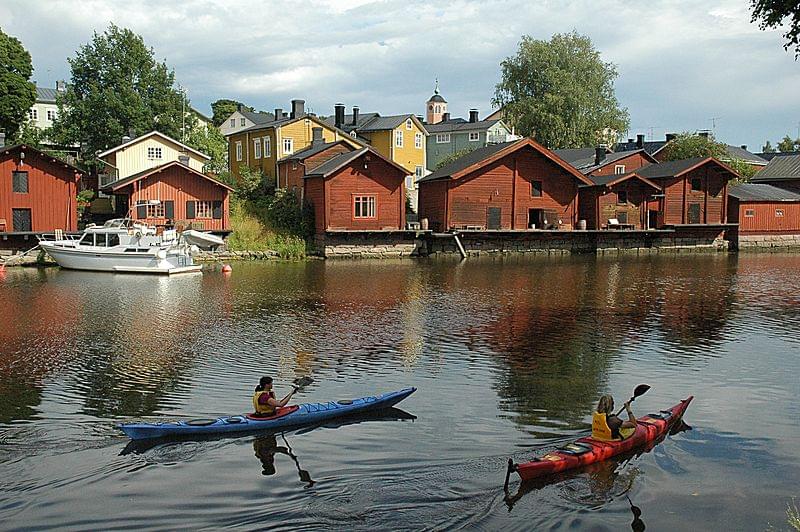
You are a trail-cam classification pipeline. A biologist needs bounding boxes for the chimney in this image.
[0,131,5,148]
[627,138,634,144]
[469,109,479,123]
[665,133,677,142]
[698,131,710,139]
[55,80,66,92]
[312,127,324,145]
[274,108,283,122]
[352,106,360,126]
[237,103,243,112]
[179,154,190,165]
[595,145,607,166]
[741,144,747,151]
[334,103,345,129]
[636,134,645,148]
[290,99,305,119]
[442,112,450,122]
[121,135,131,144]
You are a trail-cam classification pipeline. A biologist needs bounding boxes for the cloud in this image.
[3,0,798,149]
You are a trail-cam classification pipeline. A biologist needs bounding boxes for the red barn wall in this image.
[417,180,448,232]
[305,176,326,234]
[728,199,800,234]
[656,165,728,226]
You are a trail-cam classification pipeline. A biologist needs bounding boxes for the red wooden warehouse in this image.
[578,173,661,230]
[304,146,407,233]
[727,183,800,234]
[101,161,233,232]
[0,144,83,233]
[277,131,354,196]
[417,138,593,232]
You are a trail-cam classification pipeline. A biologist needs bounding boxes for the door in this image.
[648,210,659,230]
[528,208,544,229]
[115,194,129,216]
[487,207,501,230]
[688,203,701,224]
[12,209,32,232]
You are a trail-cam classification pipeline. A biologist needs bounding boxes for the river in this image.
[1,254,798,530]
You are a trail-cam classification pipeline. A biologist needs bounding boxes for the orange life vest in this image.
[253,390,276,415]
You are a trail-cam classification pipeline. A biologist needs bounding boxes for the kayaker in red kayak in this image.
[252,376,297,417]
[592,394,637,441]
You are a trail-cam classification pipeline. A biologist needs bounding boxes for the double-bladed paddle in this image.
[615,384,650,416]
[292,376,314,391]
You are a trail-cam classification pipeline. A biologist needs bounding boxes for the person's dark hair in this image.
[255,376,273,392]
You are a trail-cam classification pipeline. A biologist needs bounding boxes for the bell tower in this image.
[425,79,447,124]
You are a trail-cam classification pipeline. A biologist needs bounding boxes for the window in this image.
[353,195,376,218]
[147,146,163,159]
[616,211,628,224]
[47,109,57,121]
[405,175,414,190]
[12,208,32,232]
[28,108,38,120]
[146,203,165,218]
[435,105,441,113]
[235,141,243,161]
[691,178,702,191]
[12,171,29,193]
[395,130,403,148]
[428,104,433,111]
[195,200,214,218]
[283,137,293,154]
[415,165,424,179]
[436,133,451,143]
[230,118,236,127]
[468,131,480,142]
[263,137,271,157]
[415,133,423,149]
[614,165,626,174]
[240,117,246,126]
[253,138,261,159]
[406,118,413,130]
[776,209,785,217]
[531,181,542,197]
[617,190,628,204]
[745,209,755,217]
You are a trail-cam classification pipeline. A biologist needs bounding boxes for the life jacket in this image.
[253,390,276,415]
[592,412,619,441]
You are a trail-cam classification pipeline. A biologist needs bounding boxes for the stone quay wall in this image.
[315,231,425,258]
[734,234,800,251]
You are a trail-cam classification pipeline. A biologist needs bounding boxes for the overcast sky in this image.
[2,0,798,151]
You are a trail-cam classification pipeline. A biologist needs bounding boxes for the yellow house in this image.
[227,99,363,188]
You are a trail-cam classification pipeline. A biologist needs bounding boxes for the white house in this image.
[218,106,275,136]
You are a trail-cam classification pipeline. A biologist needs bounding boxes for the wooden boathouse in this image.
[727,183,800,234]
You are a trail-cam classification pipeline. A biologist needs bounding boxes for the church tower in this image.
[426,79,447,124]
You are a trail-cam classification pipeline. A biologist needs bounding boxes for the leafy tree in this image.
[15,119,46,147]
[659,132,727,161]
[777,135,799,152]
[762,140,776,153]
[726,157,757,184]
[185,122,228,174]
[211,99,253,127]
[751,1,800,56]
[435,147,476,169]
[493,31,629,149]
[52,24,185,162]
[0,28,36,140]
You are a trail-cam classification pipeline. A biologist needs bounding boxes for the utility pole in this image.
[710,117,721,133]
[180,85,186,142]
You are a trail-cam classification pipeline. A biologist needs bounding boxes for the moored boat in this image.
[119,387,416,440]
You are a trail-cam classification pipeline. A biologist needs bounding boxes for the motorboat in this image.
[38,218,218,274]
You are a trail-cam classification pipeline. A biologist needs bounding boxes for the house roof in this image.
[424,118,502,134]
[240,109,275,125]
[322,112,381,133]
[0,144,84,175]
[234,114,368,147]
[757,151,800,162]
[728,183,800,202]
[304,146,410,178]
[613,140,667,155]
[280,140,351,162]
[322,113,428,135]
[96,130,211,160]
[752,154,800,182]
[418,138,594,185]
[35,87,63,103]
[634,156,740,180]
[613,139,766,165]
[725,145,768,165]
[582,172,661,190]
[553,147,608,164]
[576,149,658,175]
[101,160,233,193]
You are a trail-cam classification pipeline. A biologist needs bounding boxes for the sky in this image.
[2,0,799,151]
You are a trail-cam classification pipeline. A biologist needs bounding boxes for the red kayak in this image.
[507,396,693,483]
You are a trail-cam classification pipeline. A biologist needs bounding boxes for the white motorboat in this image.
[39,218,206,274]
[181,229,225,249]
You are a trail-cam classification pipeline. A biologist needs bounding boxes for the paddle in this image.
[292,376,314,391]
[615,384,651,417]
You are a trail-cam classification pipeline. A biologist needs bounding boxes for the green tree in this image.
[777,135,799,152]
[185,122,228,174]
[435,147,476,169]
[493,31,629,149]
[751,1,800,56]
[0,28,36,140]
[52,24,185,162]
[762,140,776,153]
[211,99,253,127]
[659,132,727,161]
[726,158,757,183]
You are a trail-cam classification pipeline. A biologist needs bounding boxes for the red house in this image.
[417,138,593,232]
[101,161,233,232]
[277,133,355,198]
[727,183,800,234]
[0,144,83,233]
[304,146,407,233]
[578,173,661,230]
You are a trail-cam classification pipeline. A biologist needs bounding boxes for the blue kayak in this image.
[118,387,416,440]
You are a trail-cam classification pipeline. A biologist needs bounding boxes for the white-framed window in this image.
[436,133,451,143]
[395,130,403,148]
[28,108,38,120]
[435,105,441,113]
[147,146,163,159]
[745,209,755,217]
[253,138,262,159]
[283,137,294,154]
[235,141,242,161]
[615,164,626,174]
[415,165,423,179]
[405,175,414,190]
[230,118,236,127]
[240,117,246,126]
[195,200,214,218]
[415,133,423,149]
[353,195,376,219]
[406,118,413,130]
[263,136,271,157]
[47,109,57,121]
[468,131,480,142]
[146,203,165,218]
[776,209,785,217]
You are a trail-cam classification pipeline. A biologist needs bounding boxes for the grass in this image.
[226,199,307,259]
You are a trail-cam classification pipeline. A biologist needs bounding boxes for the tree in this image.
[751,1,800,56]
[659,132,727,161]
[211,99,253,127]
[435,147,476,169]
[777,135,799,152]
[762,140,776,153]
[52,24,185,162]
[493,31,629,149]
[0,28,36,140]
[185,122,228,174]
[725,158,757,183]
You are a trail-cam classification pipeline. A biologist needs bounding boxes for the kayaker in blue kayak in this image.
[252,376,297,417]
[592,394,637,441]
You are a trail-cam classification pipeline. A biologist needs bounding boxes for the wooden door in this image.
[487,207,501,229]
[688,203,701,224]
[12,209,32,232]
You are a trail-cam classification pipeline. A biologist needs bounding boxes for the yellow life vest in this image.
[592,412,617,441]
[253,390,276,415]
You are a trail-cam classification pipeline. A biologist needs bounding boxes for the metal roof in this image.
[424,119,502,133]
[240,110,274,125]
[281,140,349,162]
[724,145,767,165]
[728,183,800,202]
[553,147,602,164]
[35,87,61,103]
[757,151,800,162]
[102,160,233,192]
[613,140,666,155]
[418,142,514,182]
[428,94,447,103]
[635,157,709,178]
[304,146,410,178]
[752,154,800,181]
[0,144,84,175]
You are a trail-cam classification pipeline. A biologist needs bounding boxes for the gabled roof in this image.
[323,113,428,135]
[304,146,410,178]
[582,172,660,190]
[729,183,800,202]
[614,139,766,165]
[280,140,352,162]
[553,147,609,164]
[35,87,63,103]
[0,144,84,176]
[752,154,800,182]
[240,109,275,125]
[101,160,233,193]
[322,112,381,133]
[725,145,768,165]
[97,130,211,160]
[757,151,800,162]
[418,138,594,185]
[635,157,740,179]
[425,118,503,134]
[576,149,659,175]
[233,114,368,147]
[613,140,666,155]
